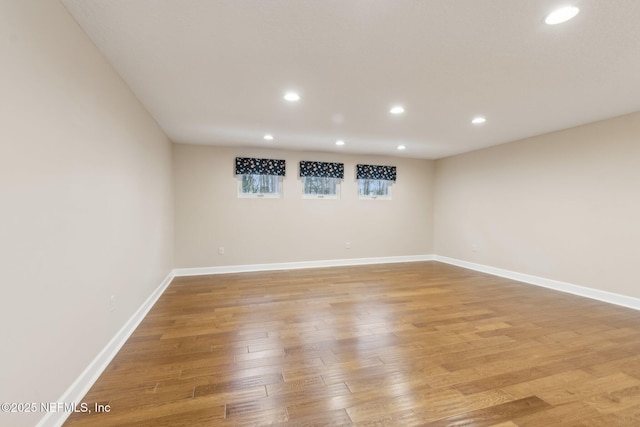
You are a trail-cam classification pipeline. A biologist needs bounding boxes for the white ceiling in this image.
[61,0,640,159]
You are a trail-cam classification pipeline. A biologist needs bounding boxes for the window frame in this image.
[357,178,393,200]
[237,174,283,198]
[299,160,344,200]
[301,176,341,199]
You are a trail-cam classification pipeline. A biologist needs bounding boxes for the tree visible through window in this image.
[356,164,396,199]
[358,179,390,197]
[303,176,339,198]
[235,157,286,198]
[238,174,281,197]
[299,160,344,199]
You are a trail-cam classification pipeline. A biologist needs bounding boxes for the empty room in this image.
[3,1,640,426]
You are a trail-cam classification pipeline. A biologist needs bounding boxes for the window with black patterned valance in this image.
[355,164,397,181]
[299,161,344,198]
[235,157,286,176]
[299,161,344,179]
[356,164,396,199]
[235,157,286,198]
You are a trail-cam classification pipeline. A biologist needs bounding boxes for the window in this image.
[358,179,391,199]
[235,157,286,198]
[238,174,282,198]
[299,161,344,199]
[356,164,396,200]
[302,176,340,198]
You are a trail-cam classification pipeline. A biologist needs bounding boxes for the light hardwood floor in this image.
[64,262,640,426]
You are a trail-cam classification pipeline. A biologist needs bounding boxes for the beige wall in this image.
[434,112,640,298]
[0,1,173,425]
[174,144,434,267]
[2,2,638,424]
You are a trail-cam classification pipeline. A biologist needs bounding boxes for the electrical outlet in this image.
[218,247,225,255]
[345,242,351,249]
[109,295,115,312]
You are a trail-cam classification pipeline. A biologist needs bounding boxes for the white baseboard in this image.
[37,254,433,426]
[173,254,436,277]
[435,255,640,311]
[37,270,176,427]
[38,253,640,426]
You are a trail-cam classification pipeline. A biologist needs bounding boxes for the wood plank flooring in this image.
[64,262,640,426]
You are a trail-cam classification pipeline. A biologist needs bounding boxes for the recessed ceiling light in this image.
[335,140,345,146]
[471,116,486,125]
[545,6,579,25]
[283,91,300,102]
[390,106,405,115]
[397,145,406,150]
[263,134,274,140]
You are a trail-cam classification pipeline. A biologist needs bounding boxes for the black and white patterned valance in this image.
[299,161,344,179]
[356,164,397,181]
[235,157,286,176]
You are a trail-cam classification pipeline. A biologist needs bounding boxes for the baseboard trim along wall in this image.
[435,255,640,311]
[37,254,432,427]
[37,271,176,427]
[41,253,640,426]
[172,254,436,277]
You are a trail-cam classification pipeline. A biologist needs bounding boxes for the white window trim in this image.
[237,174,282,198]
[301,176,340,200]
[358,179,393,200]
